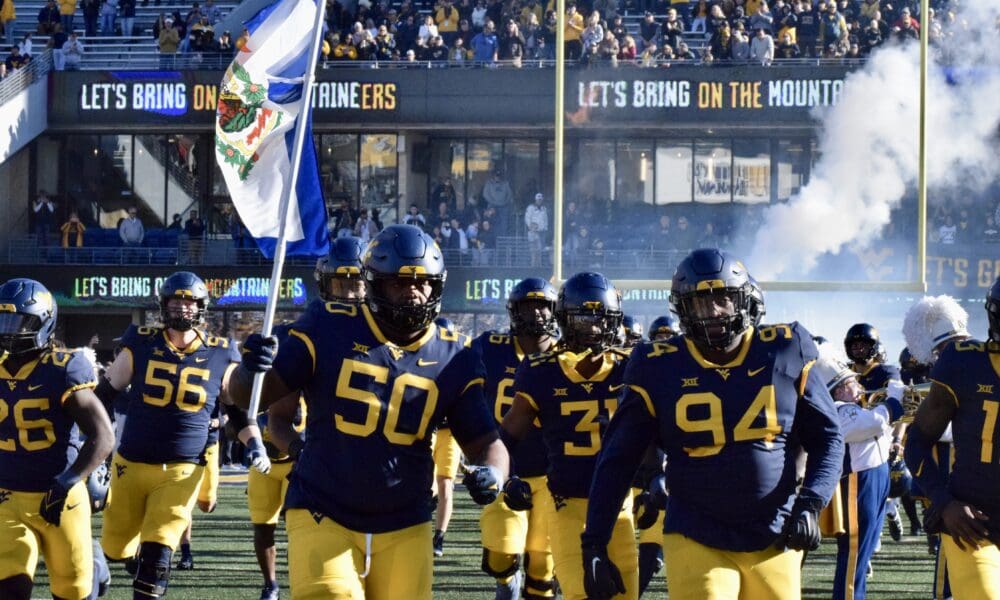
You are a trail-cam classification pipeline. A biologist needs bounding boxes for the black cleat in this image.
[176,554,194,570]
[260,582,280,600]
[124,557,138,576]
[888,512,903,542]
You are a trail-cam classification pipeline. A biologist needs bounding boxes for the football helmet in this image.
[159,271,209,332]
[315,236,366,303]
[844,323,880,363]
[0,278,57,356]
[621,315,643,348]
[506,277,559,338]
[87,460,111,512]
[888,452,913,499]
[362,224,446,334]
[988,276,1000,342]
[747,276,765,328]
[670,249,753,350]
[556,272,622,353]
[648,314,680,341]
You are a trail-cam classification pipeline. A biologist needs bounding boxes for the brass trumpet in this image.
[866,383,932,422]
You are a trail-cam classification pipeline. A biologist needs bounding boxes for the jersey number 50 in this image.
[335,359,438,445]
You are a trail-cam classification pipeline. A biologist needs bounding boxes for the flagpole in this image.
[247,0,328,419]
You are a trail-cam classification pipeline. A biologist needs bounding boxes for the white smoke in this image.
[747,2,1000,280]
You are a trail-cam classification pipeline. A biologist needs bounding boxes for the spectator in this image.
[424,35,449,61]
[37,0,59,34]
[776,0,798,41]
[477,219,495,263]
[1,0,16,47]
[49,24,68,69]
[158,17,179,67]
[775,30,800,58]
[563,3,583,60]
[353,207,379,243]
[596,30,619,66]
[670,0,692,28]
[217,29,233,55]
[461,195,482,228]
[470,19,497,63]
[707,3,727,34]
[418,13,438,45]
[661,8,683,50]
[749,1,774,34]
[167,213,183,230]
[860,16,882,54]
[433,201,452,230]
[430,224,443,246]
[609,14,626,42]
[892,6,919,32]
[330,199,355,238]
[184,210,206,239]
[525,192,548,266]
[618,34,637,62]
[332,35,358,60]
[17,32,32,57]
[445,217,468,254]
[60,211,86,248]
[98,0,116,35]
[431,176,458,212]
[481,167,513,235]
[892,12,919,42]
[937,214,956,245]
[690,0,709,33]
[499,19,525,66]
[436,0,459,44]
[5,45,28,71]
[62,31,84,68]
[731,29,750,60]
[449,36,467,61]
[119,207,144,246]
[581,10,602,54]
[675,39,696,60]
[750,26,774,65]
[982,216,1000,244]
[710,21,732,60]
[673,214,695,249]
[639,11,658,51]
[639,41,657,66]
[202,0,220,25]
[58,0,74,36]
[396,14,417,52]
[81,0,98,36]
[456,18,474,48]
[374,24,395,60]
[471,0,486,30]
[651,214,671,251]
[32,192,56,244]
[819,2,846,49]
[797,0,819,56]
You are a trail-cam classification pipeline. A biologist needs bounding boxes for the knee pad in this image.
[254,523,277,548]
[481,548,520,580]
[522,552,554,598]
[0,575,33,600]
[134,542,172,598]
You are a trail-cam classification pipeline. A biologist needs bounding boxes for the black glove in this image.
[633,492,659,531]
[463,465,503,505]
[502,476,533,511]
[582,543,626,600]
[778,496,822,551]
[241,334,278,374]
[40,471,81,526]
[287,437,305,461]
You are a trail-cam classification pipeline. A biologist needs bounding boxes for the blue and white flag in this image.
[214,0,329,258]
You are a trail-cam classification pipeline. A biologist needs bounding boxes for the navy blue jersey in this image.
[0,349,95,492]
[117,326,240,464]
[512,348,628,499]
[857,362,901,392]
[472,331,548,479]
[608,324,843,551]
[273,302,496,533]
[930,339,1000,518]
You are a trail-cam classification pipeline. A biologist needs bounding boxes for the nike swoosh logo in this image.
[194,357,207,363]
[417,359,438,367]
[591,557,601,582]
[748,366,767,377]
[66,503,79,511]
[28,384,43,391]
[609,384,625,392]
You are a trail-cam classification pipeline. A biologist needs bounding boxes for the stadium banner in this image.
[1,247,994,314]
[49,66,853,129]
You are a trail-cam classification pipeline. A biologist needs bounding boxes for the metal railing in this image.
[0,50,53,106]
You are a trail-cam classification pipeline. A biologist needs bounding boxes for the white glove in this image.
[886,379,906,402]
[246,437,272,474]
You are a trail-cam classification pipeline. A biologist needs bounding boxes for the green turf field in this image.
[33,481,937,599]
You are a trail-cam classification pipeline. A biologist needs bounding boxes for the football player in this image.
[0,278,115,600]
[581,249,844,600]
[843,323,901,391]
[431,316,462,557]
[232,224,508,600]
[620,316,643,349]
[475,277,559,600]
[814,345,904,600]
[647,314,680,342]
[904,288,998,600]
[96,271,247,599]
[501,272,638,600]
[249,235,365,600]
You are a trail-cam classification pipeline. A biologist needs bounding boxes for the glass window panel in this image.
[360,134,398,223]
[567,140,614,203]
[62,135,104,225]
[693,141,732,204]
[131,135,168,224]
[655,141,693,204]
[163,134,205,223]
[320,134,359,210]
[776,139,809,202]
[504,140,541,215]
[468,140,504,201]
[616,141,654,204]
[733,139,771,204]
[429,140,466,211]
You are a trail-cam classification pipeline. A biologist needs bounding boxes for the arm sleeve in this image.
[226,338,241,363]
[795,364,845,506]
[447,349,498,448]
[222,402,251,432]
[271,329,315,392]
[904,425,953,508]
[581,359,657,548]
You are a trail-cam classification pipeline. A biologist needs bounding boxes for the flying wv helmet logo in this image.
[215,61,283,182]
[582,301,603,311]
[6,381,15,391]
[580,383,594,393]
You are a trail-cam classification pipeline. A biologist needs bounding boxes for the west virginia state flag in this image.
[214,0,329,258]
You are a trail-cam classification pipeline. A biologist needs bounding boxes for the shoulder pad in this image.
[770,322,818,380]
[322,301,360,317]
[526,349,559,367]
[204,336,230,348]
[643,341,681,359]
[119,324,161,347]
[41,348,74,368]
